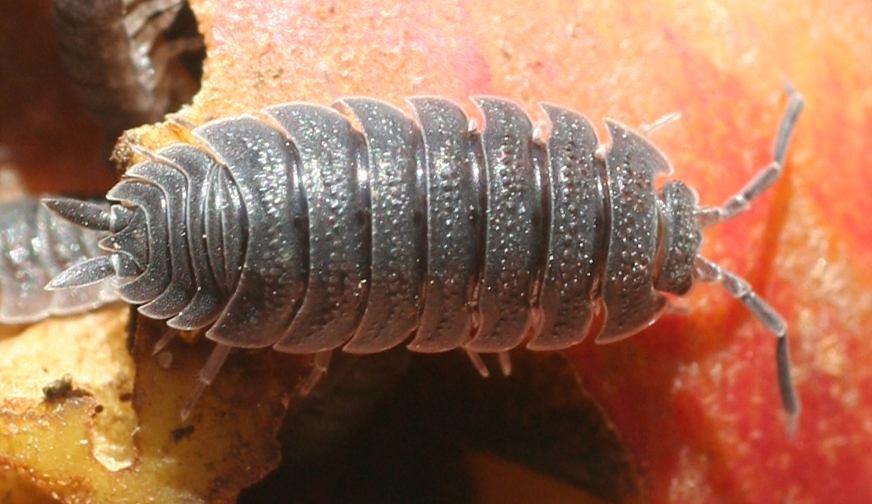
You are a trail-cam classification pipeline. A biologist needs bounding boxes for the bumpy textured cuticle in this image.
[42,97,699,356]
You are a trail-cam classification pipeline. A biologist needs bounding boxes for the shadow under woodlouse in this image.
[240,351,640,503]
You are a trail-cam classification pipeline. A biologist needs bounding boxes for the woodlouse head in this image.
[654,180,702,296]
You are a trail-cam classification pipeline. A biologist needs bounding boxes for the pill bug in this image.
[43,89,804,424]
[0,198,116,324]
[52,0,204,141]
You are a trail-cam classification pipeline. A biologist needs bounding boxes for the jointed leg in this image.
[694,256,799,433]
[640,111,682,136]
[181,343,232,421]
[152,327,176,355]
[299,350,333,396]
[464,350,512,378]
[498,351,513,377]
[696,87,804,228]
[663,301,692,316]
[465,349,490,378]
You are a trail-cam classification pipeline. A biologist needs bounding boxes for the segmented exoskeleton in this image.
[44,90,804,425]
[0,199,116,324]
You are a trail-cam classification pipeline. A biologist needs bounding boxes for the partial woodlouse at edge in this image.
[0,199,116,324]
[40,89,804,428]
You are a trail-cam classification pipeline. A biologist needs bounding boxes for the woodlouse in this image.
[42,90,804,424]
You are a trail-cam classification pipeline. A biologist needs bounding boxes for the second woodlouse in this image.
[43,89,804,425]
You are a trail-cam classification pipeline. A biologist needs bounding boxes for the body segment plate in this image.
[194,116,306,348]
[108,180,171,305]
[529,104,603,350]
[267,103,369,353]
[158,145,227,330]
[125,162,197,319]
[466,97,543,353]
[407,97,481,352]
[598,120,670,342]
[338,98,425,354]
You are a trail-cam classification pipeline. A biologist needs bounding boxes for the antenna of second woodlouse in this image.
[640,111,682,136]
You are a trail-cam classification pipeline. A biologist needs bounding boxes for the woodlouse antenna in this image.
[695,87,804,228]
[694,256,799,435]
[690,87,804,435]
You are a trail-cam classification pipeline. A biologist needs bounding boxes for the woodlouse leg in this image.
[497,352,512,377]
[166,114,197,131]
[152,327,176,355]
[299,351,333,396]
[465,349,490,378]
[694,256,799,435]
[696,87,804,227]
[181,343,231,421]
[639,111,681,136]
[663,301,692,316]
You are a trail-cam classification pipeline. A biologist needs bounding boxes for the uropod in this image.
[40,88,804,427]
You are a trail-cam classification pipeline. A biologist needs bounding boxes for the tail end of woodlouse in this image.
[45,256,116,290]
[41,197,125,293]
[41,197,112,231]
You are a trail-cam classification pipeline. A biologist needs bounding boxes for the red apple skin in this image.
[4,0,868,500]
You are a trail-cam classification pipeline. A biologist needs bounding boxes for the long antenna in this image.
[694,257,799,434]
[695,87,804,228]
[690,86,804,435]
